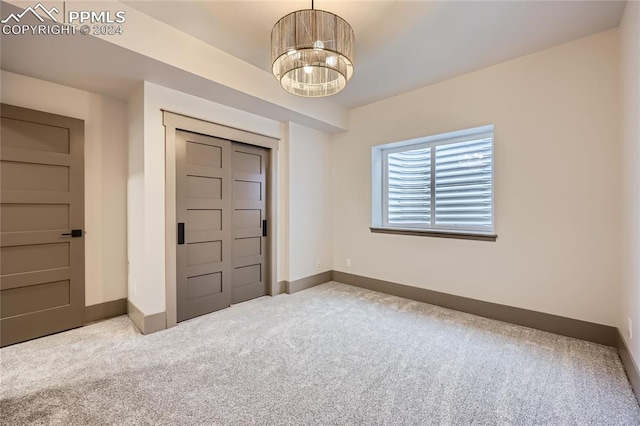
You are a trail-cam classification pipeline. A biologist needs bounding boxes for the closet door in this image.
[231,143,268,304]
[176,130,232,322]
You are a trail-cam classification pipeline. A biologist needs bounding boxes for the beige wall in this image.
[620,1,640,366]
[1,71,128,307]
[331,29,622,326]
[287,123,333,281]
[126,85,145,308]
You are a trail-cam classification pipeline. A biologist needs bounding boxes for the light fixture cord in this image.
[311,0,314,10]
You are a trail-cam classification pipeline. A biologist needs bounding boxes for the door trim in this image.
[163,111,279,328]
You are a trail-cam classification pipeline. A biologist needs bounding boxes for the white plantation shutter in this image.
[387,148,431,225]
[379,126,494,233]
[434,138,493,229]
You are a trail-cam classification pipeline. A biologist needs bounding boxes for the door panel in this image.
[187,241,222,265]
[1,242,70,275]
[1,161,70,191]
[187,273,222,299]
[0,104,84,347]
[1,117,70,153]
[187,175,222,199]
[234,180,261,200]
[176,131,232,322]
[231,144,268,304]
[234,210,260,229]
[1,280,70,318]
[1,204,70,232]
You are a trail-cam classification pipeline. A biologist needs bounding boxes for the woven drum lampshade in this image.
[271,8,354,97]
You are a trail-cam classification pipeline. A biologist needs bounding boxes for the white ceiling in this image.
[124,0,627,109]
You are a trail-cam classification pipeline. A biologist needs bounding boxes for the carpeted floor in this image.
[1,282,638,425]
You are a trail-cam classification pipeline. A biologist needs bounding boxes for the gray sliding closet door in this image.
[231,143,268,304]
[176,130,232,322]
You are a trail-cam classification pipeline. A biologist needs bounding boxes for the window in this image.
[371,125,495,240]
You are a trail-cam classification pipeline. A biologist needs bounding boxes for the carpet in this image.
[1,282,638,425]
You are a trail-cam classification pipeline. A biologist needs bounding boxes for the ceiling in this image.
[124,0,627,109]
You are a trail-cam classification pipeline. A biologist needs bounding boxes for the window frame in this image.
[372,125,496,241]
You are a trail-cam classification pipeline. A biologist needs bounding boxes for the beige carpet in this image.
[1,282,638,425]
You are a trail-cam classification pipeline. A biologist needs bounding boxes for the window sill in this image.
[369,227,497,242]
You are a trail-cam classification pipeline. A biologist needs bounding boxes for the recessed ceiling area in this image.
[124,0,627,109]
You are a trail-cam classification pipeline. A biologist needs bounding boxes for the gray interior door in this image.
[0,104,85,347]
[176,130,232,322]
[231,143,268,304]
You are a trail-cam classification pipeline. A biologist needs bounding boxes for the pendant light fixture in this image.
[271,0,354,97]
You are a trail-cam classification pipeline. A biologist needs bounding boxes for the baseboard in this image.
[285,271,333,294]
[127,300,167,335]
[85,298,127,324]
[617,329,640,404]
[274,281,287,296]
[332,271,618,347]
